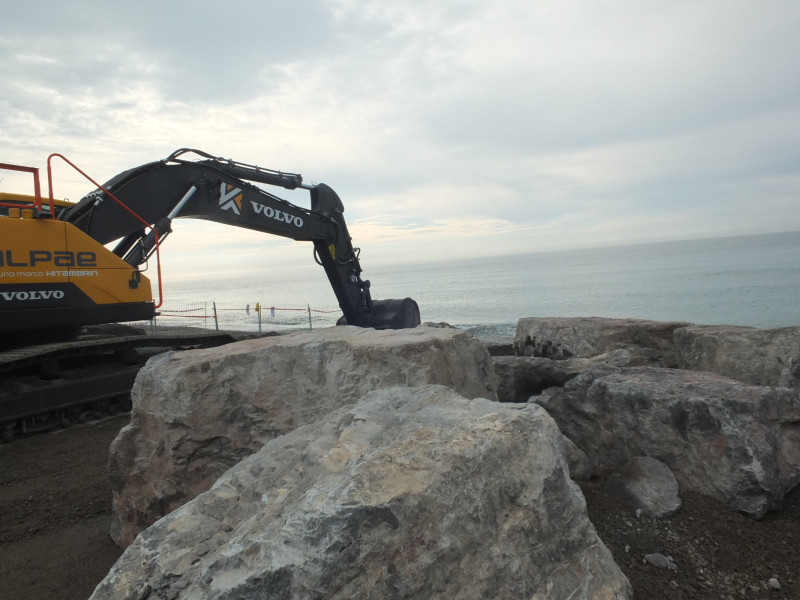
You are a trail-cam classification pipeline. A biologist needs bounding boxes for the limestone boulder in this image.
[109,325,498,548]
[674,325,800,387]
[493,349,640,402]
[605,457,682,518]
[514,317,691,367]
[562,434,593,481]
[92,385,631,600]
[493,355,574,402]
[535,366,800,517]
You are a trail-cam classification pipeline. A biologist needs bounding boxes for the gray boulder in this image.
[606,457,682,518]
[493,349,640,403]
[562,434,593,481]
[674,325,800,387]
[493,355,574,402]
[109,325,498,548]
[514,317,691,367]
[535,366,800,518]
[92,385,631,600]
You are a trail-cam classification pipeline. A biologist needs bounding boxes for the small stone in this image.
[768,577,781,590]
[669,580,679,589]
[644,553,678,571]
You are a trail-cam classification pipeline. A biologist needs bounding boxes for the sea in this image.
[159,231,800,342]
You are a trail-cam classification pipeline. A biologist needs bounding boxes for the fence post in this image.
[257,303,262,334]
[212,301,219,331]
[308,304,312,330]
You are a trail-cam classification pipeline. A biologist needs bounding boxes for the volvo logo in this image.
[219,183,243,215]
[250,202,304,227]
[0,290,65,301]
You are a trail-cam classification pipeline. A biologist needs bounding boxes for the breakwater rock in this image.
[95,317,800,599]
[509,317,800,518]
[674,324,800,388]
[537,367,798,517]
[94,385,629,600]
[109,325,497,548]
[513,316,691,366]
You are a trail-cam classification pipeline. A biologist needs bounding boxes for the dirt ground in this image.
[581,481,800,599]
[1,417,798,600]
[0,416,125,600]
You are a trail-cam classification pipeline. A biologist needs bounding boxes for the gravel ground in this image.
[1,415,798,600]
[0,416,125,600]
[581,479,799,599]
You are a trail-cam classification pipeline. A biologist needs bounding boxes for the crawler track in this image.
[0,326,237,441]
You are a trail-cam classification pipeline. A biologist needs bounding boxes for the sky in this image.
[2,0,799,282]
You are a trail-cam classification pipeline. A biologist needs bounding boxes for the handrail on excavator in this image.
[45,153,166,309]
[0,162,48,216]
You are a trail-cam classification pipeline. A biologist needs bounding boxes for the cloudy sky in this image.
[2,0,799,281]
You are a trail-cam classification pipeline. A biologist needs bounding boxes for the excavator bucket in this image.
[368,298,421,329]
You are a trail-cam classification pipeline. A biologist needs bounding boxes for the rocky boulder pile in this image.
[109,325,497,548]
[508,318,800,518]
[537,367,798,517]
[92,317,800,599]
[93,385,629,599]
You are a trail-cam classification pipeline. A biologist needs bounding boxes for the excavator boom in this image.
[2,149,420,334]
[60,149,419,329]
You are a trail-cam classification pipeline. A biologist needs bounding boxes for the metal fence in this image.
[131,301,342,333]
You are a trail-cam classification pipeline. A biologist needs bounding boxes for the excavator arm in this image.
[61,149,419,329]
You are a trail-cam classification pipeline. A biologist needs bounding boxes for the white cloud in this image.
[1,0,798,282]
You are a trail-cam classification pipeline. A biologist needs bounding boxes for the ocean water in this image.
[160,231,800,340]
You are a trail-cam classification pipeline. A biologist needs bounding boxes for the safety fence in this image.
[132,300,342,333]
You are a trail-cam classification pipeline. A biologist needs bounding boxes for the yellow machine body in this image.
[0,215,154,333]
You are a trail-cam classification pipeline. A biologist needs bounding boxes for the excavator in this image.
[0,149,420,437]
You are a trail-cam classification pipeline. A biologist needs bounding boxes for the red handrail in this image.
[46,154,165,309]
[0,162,47,215]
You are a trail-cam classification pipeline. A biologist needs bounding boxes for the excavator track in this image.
[0,326,239,441]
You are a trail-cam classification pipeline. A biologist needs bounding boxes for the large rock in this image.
[110,325,498,548]
[674,325,800,387]
[92,386,631,600]
[514,317,690,367]
[535,366,800,517]
[493,356,575,402]
[493,349,641,403]
[605,456,682,518]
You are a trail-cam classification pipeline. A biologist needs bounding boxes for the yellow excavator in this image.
[0,149,420,435]
[1,149,419,334]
